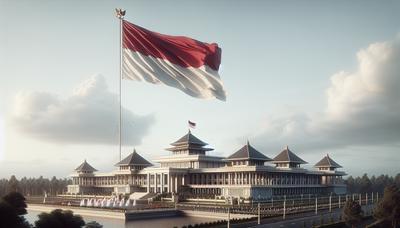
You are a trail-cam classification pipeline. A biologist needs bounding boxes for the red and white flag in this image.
[122,20,226,101]
[188,120,196,129]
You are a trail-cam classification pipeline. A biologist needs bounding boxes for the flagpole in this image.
[119,16,122,162]
[116,8,126,161]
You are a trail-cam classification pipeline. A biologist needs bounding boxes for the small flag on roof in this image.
[188,120,196,129]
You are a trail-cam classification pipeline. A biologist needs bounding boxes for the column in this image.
[147,173,150,192]
[175,175,178,193]
[167,174,171,192]
[161,173,164,193]
[155,174,159,193]
[170,175,175,193]
[168,174,174,192]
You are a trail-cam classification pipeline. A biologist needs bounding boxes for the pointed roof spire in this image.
[315,154,342,168]
[115,149,152,167]
[75,160,97,172]
[227,141,272,161]
[171,130,208,146]
[272,146,307,164]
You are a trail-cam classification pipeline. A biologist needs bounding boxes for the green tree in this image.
[373,184,400,228]
[2,192,27,215]
[8,175,19,193]
[346,176,355,193]
[342,199,363,228]
[360,174,372,193]
[50,176,58,196]
[35,209,85,228]
[395,174,400,188]
[0,196,31,228]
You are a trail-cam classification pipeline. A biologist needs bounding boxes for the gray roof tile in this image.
[115,149,152,166]
[75,160,97,172]
[272,146,307,164]
[227,141,272,161]
[171,130,208,146]
[315,154,342,168]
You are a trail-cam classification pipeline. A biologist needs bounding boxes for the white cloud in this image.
[11,75,155,145]
[252,36,400,153]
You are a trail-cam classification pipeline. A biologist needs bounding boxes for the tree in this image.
[85,221,103,228]
[370,175,380,193]
[343,199,363,228]
[0,198,31,228]
[8,175,19,193]
[373,184,400,228]
[360,174,372,193]
[35,209,85,228]
[2,192,27,215]
[0,176,71,197]
[395,174,400,188]
[50,176,59,196]
[346,176,355,193]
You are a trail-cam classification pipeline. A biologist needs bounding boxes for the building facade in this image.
[67,131,346,200]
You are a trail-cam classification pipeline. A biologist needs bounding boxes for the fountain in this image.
[106,198,112,208]
[125,199,131,208]
[79,199,86,207]
[119,198,125,208]
[113,199,119,208]
[87,198,93,207]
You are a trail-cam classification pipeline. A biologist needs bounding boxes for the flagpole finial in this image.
[115,8,126,19]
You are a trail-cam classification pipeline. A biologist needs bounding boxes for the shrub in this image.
[35,209,85,228]
[342,200,363,228]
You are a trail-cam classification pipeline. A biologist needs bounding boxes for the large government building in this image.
[67,131,346,200]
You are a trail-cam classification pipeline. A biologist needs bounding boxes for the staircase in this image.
[139,192,158,200]
[129,192,148,200]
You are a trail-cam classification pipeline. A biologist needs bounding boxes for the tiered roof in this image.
[227,141,272,161]
[75,160,97,172]
[166,130,213,152]
[272,146,307,164]
[314,154,342,168]
[171,130,208,146]
[115,149,152,167]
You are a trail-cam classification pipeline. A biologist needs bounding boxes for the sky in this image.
[1,0,400,178]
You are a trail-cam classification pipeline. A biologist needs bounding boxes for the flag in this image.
[122,20,226,101]
[188,120,196,129]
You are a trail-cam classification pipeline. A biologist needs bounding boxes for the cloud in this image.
[11,75,155,145]
[251,36,400,152]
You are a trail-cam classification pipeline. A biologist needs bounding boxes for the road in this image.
[231,204,374,228]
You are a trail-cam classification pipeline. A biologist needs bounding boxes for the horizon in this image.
[1,0,400,179]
